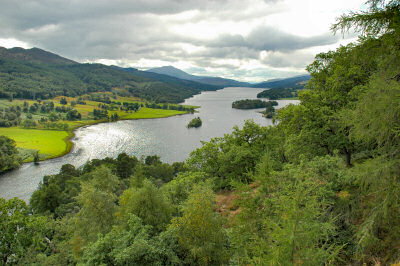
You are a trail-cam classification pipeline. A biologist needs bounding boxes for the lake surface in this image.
[0,87,298,201]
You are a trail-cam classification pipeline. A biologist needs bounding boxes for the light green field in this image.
[114,107,186,119]
[0,128,70,160]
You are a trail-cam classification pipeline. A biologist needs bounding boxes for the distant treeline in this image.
[257,87,300,99]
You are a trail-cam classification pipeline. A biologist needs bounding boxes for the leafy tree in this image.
[118,180,172,233]
[60,97,67,105]
[169,184,230,265]
[81,215,182,265]
[66,109,81,120]
[0,198,50,264]
[71,166,120,254]
[0,135,21,173]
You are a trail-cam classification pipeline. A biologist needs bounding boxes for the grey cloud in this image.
[210,26,339,52]
[0,0,337,82]
[261,51,316,68]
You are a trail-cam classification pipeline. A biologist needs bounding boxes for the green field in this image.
[0,128,70,160]
[114,107,186,119]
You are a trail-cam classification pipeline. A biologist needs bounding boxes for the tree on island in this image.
[187,117,202,128]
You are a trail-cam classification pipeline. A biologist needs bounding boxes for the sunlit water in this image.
[0,87,299,201]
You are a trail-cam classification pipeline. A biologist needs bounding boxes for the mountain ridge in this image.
[147,65,252,87]
[0,47,219,103]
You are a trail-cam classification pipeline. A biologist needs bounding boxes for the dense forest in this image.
[1,1,400,264]
[0,48,221,103]
[257,87,299,100]
[251,74,310,89]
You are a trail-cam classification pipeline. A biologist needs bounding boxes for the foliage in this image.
[0,198,50,264]
[169,184,230,265]
[0,135,21,173]
[257,87,301,99]
[187,117,202,128]
[118,180,173,233]
[231,99,277,109]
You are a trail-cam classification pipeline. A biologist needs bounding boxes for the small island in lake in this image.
[232,99,278,109]
[187,117,202,128]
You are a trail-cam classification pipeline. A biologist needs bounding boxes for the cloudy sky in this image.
[0,0,366,82]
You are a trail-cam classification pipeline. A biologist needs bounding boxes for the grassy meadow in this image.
[0,127,70,161]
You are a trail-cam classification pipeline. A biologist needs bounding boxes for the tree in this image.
[60,97,67,105]
[81,215,181,265]
[0,135,21,173]
[118,180,172,233]
[33,150,40,164]
[169,184,230,265]
[0,198,50,264]
[71,166,120,254]
[66,109,81,121]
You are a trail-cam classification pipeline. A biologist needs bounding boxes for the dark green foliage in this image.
[0,135,21,173]
[59,97,67,105]
[118,180,173,233]
[187,120,281,189]
[0,106,21,127]
[169,184,230,265]
[92,108,108,120]
[187,117,202,128]
[66,109,81,121]
[257,87,301,99]
[81,215,182,266]
[252,74,310,89]
[231,99,278,109]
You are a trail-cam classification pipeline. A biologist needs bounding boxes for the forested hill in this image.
[147,65,252,87]
[252,74,310,89]
[0,47,220,103]
[0,47,77,65]
[115,66,222,92]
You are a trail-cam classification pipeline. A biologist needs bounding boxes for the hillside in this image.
[252,74,310,89]
[0,47,219,103]
[147,65,252,87]
[116,66,222,91]
[0,47,76,65]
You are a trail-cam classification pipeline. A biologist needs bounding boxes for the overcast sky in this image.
[0,0,366,82]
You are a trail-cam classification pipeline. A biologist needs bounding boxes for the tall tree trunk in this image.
[344,147,352,168]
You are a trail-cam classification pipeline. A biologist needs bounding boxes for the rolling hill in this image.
[252,74,310,89]
[0,47,221,103]
[147,66,251,87]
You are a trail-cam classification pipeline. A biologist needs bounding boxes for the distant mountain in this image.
[0,47,220,103]
[147,66,251,87]
[146,66,196,80]
[252,75,311,89]
[114,66,222,92]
